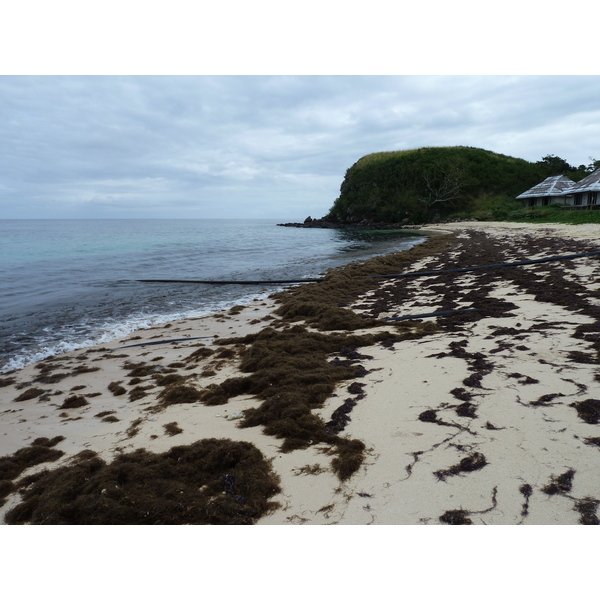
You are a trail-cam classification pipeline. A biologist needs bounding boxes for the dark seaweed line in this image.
[368,249,600,279]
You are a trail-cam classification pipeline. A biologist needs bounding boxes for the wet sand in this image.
[1,221,599,525]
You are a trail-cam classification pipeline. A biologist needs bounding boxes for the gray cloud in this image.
[1,75,599,219]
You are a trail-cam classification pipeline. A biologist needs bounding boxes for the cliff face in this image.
[326,146,545,224]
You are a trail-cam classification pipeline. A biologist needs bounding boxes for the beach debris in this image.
[0,436,65,507]
[4,439,281,525]
[439,509,472,525]
[574,497,600,525]
[570,399,600,424]
[541,469,575,495]
[59,395,89,409]
[108,381,127,396]
[226,412,244,421]
[519,483,533,517]
[434,452,488,481]
[163,422,183,436]
[13,387,46,402]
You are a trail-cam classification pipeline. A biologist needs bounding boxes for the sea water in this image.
[0,219,425,372]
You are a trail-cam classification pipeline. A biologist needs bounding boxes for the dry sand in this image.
[1,221,599,525]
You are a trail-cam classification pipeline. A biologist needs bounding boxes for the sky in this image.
[1,75,599,220]
[1,2,599,221]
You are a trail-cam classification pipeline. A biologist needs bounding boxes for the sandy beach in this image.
[1,221,599,525]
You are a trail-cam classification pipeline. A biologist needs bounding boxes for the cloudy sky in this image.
[1,75,599,220]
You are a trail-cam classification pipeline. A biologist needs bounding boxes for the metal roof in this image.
[568,168,600,194]
[516,175,576,199]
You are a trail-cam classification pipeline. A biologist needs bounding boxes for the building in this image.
[566,168,600,208]
[517,169,600,209]
[516,175,575,208]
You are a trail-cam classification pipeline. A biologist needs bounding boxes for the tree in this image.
[537,154,574,176]
[417,165,464,219]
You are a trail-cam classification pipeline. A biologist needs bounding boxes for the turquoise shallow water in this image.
[0,219,425,372]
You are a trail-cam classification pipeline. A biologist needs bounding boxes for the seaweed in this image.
[185,347,214,362]
[542,469,575,495]
[0,437,65,506]
[455,402,477,418]
[330,439,366,481]
[164,422,183,436]
[435,452,487,481]
[108,381,127,396]
[519,483,533,517]
[123,362,159,378]
[59,395,89,409]
[160,384,204,405]
[126,418,143,438]
[128,386,150,402]
[530,393,564,407]
[5,438,281,525]
[13,387,46,402]
[153,373,185,387]
[0,377,16,387]
[574,497,600,525]
[418,409,439,423]
[439,509,472,525]
[570,399,600,424]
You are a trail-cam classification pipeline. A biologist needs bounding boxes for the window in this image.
[575,193,583,206]
[589,191,598,205]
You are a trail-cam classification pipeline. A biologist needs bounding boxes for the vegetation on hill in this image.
[324,146,599,225]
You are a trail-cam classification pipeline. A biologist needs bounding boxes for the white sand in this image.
[2,222,599,525]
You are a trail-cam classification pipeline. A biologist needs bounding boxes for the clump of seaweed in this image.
[185,347,214,363]
[13,387,46,402]
[0,436,65,506]
[128,386,150,402]
[435,452,488,482]
[519,483,533,517]
[34,364,100,384]
[574,497,600,525]
[456,402,477,418]
[153,373,185,387]
[542,469,575,495]
[570,399,600,424]
[108,381,127,396]
[202,325,396,479]
[584,437,600,448]
[5,438,281,525]
[164,422,183,436]
[126,419,143,438]
[0,377,16,387]
[418,409,439,423]
[123,361,159,378]
[530,393,564,407]
[330,439,366,481]
[507,373,540,385]
[160,384,204,406]
[439,509,472,525]
[59,395,89,409]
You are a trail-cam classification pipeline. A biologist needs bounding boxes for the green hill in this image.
[325,146,548,224]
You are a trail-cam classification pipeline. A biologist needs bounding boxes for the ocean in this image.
[0,219,425,373]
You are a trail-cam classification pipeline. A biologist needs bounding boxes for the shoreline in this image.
[1,221,599,524]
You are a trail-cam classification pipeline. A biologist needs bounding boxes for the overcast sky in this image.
[1,75,599,220]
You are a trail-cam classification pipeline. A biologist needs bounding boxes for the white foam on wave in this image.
[0,289,273,374]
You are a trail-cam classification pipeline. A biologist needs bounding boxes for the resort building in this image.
[567,168,600,208]
[516,175,575,208]
[517,168,600,209]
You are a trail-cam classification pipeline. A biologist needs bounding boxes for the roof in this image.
[568,168,600,194]
[516,175,576,199]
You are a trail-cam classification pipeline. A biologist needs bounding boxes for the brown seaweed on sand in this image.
[5,439,281,525]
